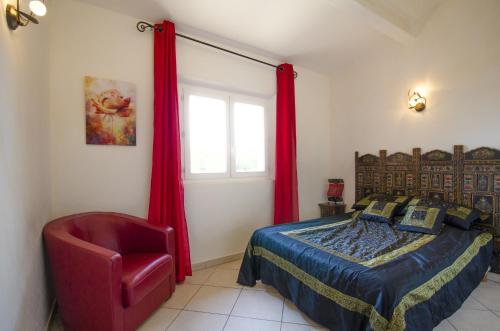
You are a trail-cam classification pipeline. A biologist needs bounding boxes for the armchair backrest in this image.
[69,213,126,253]
[49,212,146,254]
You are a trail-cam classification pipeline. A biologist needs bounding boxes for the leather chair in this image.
[44,212,176,331]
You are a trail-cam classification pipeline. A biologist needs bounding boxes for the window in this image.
[232,102,266,173]
[187,94,228,174]
[183,87,268,179]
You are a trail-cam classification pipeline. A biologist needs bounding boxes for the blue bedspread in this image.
[237,213,493,331]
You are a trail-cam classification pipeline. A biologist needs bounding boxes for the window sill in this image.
[183,177,273,185]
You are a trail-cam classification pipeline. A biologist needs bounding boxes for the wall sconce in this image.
[408,89,426,112]
[6,0,47,30]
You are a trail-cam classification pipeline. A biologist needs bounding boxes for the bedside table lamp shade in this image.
[327,179,344,202]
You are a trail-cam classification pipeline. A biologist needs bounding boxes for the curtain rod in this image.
[136,21,298,79]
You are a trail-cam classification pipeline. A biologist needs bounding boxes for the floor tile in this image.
[242,280,277,292]
[461,295,487,310]
[185,286,241,314]
[488,272,500,282]
[185,267,217,285]
[433,319,455,331]
[205,268,242,288]
[166,311,227,331]
[476,280,500,288]
[448,308,500,331]
[231,288,284,321]
[163,284,201,309]
[471,285,500,310]
[217,259,243,270]
[223,316,281,331]
[281,322,328,331]
[282,299,318,326]
[138,308,180,331]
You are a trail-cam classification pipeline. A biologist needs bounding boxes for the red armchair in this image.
[44,212,176,331]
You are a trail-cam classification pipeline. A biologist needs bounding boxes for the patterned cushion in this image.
[399,197,422,215]
[392,195,412,207]
[396,206,445,235]
[352,194,411,212]
[352,194,386,210]
[478,212,493,224]
[445,205,481,230]
[359,201,399,224]
[402,197,479,230]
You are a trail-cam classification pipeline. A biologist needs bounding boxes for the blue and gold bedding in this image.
[237,213,493,331]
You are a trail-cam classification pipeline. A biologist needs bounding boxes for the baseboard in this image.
[191,252,244,271]
[44,299,57,331]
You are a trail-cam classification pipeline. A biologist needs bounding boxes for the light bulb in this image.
[408,93,419,108]
[29,0,47,17]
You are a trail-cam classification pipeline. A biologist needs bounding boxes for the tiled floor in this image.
[50,261,500,331]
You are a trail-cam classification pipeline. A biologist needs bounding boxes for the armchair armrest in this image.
[110,213,175,257]
[43,229,124,331]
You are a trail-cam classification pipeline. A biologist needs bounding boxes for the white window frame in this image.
[181,85,270,180]
[183,86,231,180]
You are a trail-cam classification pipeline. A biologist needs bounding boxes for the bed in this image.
[237,145,499,331]
[238,213,492,331]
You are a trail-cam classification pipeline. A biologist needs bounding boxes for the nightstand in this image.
[318,202,346,218]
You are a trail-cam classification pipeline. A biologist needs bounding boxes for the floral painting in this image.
[84,76,136,145]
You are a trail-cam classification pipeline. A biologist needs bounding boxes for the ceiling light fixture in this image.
[6,0,47,30]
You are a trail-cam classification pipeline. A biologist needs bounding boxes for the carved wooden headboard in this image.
[355,145,500,232]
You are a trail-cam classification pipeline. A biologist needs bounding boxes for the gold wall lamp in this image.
[6,0,47,30]
[408,89,426,112]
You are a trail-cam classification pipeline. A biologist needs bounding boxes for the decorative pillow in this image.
[471,213,494,232]
[478,212,493,225]
[359,201,399,224]
[445,205,480,230]
[352,194,386,210]
[352,194,411,212]
[404,197,480,230]
[396,206,445,235]
[399,197,422,215]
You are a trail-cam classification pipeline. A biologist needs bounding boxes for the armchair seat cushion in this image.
[122,253,173,307]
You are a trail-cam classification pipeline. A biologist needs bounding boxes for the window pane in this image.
[233,102,266,173]
[188,95,227,174]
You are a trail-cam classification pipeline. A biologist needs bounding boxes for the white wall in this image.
[50,0,333,264]
[0,1,52,330]
[331,0,500,209]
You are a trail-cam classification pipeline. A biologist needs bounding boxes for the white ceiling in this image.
[76,0,446,74]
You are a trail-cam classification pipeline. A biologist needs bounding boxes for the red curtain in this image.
[148,20,192,282]
[274,63,299,224]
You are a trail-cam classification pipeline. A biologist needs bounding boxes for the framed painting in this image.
[84,76,137,146]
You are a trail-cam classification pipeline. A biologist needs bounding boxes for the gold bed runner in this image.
[250,232,492,331]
